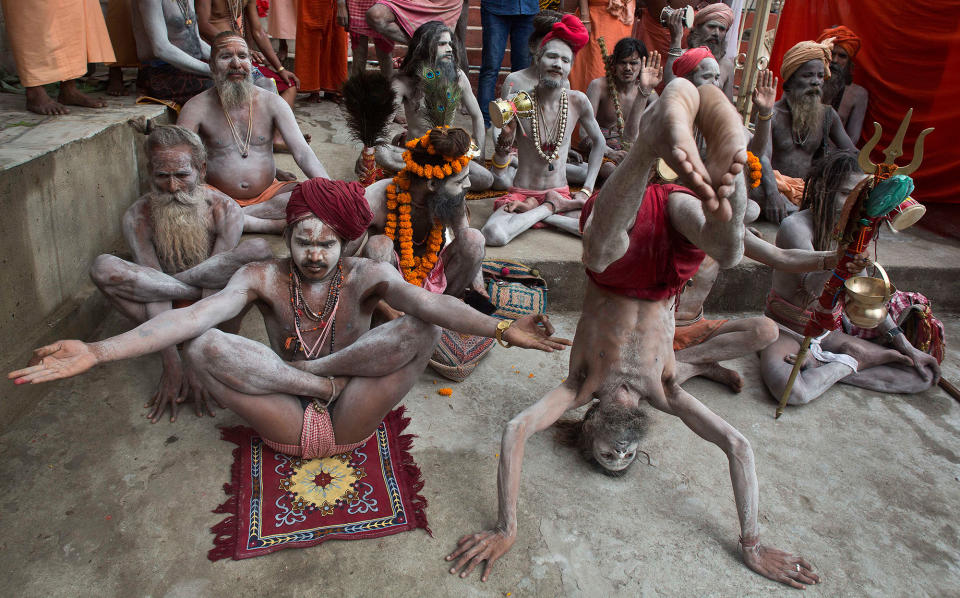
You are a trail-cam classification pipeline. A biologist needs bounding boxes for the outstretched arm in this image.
[9,268,258,385]
[139,0,211,76]
[367,262,570,352]
[744,228,837,273]
[446,384,586,581]
[655,383,820,589]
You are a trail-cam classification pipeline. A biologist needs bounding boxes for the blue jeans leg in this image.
[479,9,510,128]
[509,15,534,72]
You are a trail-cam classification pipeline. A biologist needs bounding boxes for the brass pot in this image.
[488,91,535,129]
[844,262,896,329]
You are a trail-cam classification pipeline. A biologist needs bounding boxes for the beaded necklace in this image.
[174,0,194,26]
[531,88,568,171]
[222,96,254,158]
[285,259,342,358]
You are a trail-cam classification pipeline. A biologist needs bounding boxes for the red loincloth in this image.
[494,186,571,230]
[255,63,293,93]
[579,183,705,301]
[295,0,349,93]
[673,316,728,351]
[261,401,373,459]
[373,0,462,40]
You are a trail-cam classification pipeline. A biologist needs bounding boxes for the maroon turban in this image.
[673,46,716,77]
[286,177,373,241]
[540,14,589,55]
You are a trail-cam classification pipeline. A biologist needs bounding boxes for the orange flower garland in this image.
[384,129,470,287]
[746,151,763,188]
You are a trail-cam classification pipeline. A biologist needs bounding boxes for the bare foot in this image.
[107,67,128,96]
[25,86,70,115]
[695,83,747,209]
[701,362,744,392]
[784,351,820,371]
[276,168,297,181]
[305,92,322,103]
[546,189,586,213]
[837,341,912,370]
[503,196,540,214]
[59,80,106,109]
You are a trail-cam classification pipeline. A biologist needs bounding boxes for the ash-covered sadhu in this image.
[10,177,569,459]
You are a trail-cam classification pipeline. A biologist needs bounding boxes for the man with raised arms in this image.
[760,151,940,406]
[663,3,736,100]
[89,125,273,422]
[10,179,569,460]
[481,14,606,246]
[447,78,820,589]
[178,32,328,234]
[375,22,494,192]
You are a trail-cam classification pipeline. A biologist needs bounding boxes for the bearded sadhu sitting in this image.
[88,125,274,422]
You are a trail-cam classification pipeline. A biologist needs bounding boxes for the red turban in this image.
[672,46,716,77]
[693,3,734,29]
[817,26,861,58]
[286,178,373,241]
[540,14,589,55]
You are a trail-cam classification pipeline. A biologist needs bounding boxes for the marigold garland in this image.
[384,129,473,287]
[746,151,763,188]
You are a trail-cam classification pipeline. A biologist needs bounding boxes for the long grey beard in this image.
[215,73,254,109]
[149,189,212,274]
[785,91,824,141]
[822,65,847,107]
[687,28,726,60]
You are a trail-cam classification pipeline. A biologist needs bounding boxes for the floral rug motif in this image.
[208,407,430,561]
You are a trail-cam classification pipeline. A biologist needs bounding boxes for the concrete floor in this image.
[1,309,958,597]
[2,91,959,597]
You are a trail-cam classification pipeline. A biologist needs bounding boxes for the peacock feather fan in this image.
[340,71,397,147]
[419,66,462,128]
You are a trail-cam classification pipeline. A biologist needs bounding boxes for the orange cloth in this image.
[295,0,349,93]
[673,317,728,351]
[570,0,633,93]
[106,0,138,67]
[213,179,297,207]
[773,170,805,206]
[1,0,116,87]
[632,9,681,58]
[780,39,833,83]
[770,0,960,208]
[268,0,298,39]
[816,25,861,58]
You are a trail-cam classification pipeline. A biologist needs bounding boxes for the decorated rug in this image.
[208,407,430,561]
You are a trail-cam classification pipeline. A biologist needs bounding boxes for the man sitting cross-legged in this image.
[178,31,329,234]
[817,26,868,143]
[760,151,940,407]
[481,14,606,246]
[374,22,494,192]
[11,180,569,461]
[363,127,486,317]
[571,38,662,185]
[447,78,820,589]
[88,125,274,422]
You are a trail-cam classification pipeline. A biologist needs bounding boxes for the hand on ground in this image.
[146,359,187,423]
[9,340,97,385]
[177,362,224,418]
[445,529,517,582]
[503,314,572,352]
[741,540,820,589]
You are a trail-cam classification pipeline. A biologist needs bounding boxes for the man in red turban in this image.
[286,178,374,242]
[817,26,869,141]
[671,46,721,87]
[664,2,735,99]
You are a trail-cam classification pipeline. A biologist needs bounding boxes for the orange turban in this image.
[780,39,833,83]
[817,26,861,58]
[693,3,734,29]
[673,47,716,77]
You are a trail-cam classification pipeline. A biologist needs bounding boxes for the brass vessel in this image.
[844,262,896,329]
[489,90,535,128]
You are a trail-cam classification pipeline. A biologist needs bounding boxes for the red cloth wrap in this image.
[285,178,373,241]
[693,3,734,29]
[817,25,861,58]
[540,14,589,54]
[579,184,706,301]
[672,46,716,77]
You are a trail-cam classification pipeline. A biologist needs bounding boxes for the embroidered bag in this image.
[482,259,548,319]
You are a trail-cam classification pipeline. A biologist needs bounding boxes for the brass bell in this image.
[488,91,535,128]
[844,262,896,329]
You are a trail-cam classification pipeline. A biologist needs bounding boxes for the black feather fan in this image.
[340,72,398,147]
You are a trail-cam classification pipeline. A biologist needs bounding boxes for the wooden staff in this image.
[736,0,773,125]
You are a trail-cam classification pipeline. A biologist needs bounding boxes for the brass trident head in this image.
[858,108,934,176]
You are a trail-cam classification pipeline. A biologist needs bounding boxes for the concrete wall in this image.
[0,114,167,428]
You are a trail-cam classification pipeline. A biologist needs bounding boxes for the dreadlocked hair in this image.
[800,150,861,251]
[553,402,649,478]
[528,10,563,55]
[400,127,472,180]
[605,37,648,71]
[399,21,462,78]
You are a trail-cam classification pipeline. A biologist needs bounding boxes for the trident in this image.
[775,110,934,418]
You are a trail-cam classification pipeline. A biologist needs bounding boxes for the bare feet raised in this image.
[59,80,107,109]
[25,86,70,115]
[694,83,747,211]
